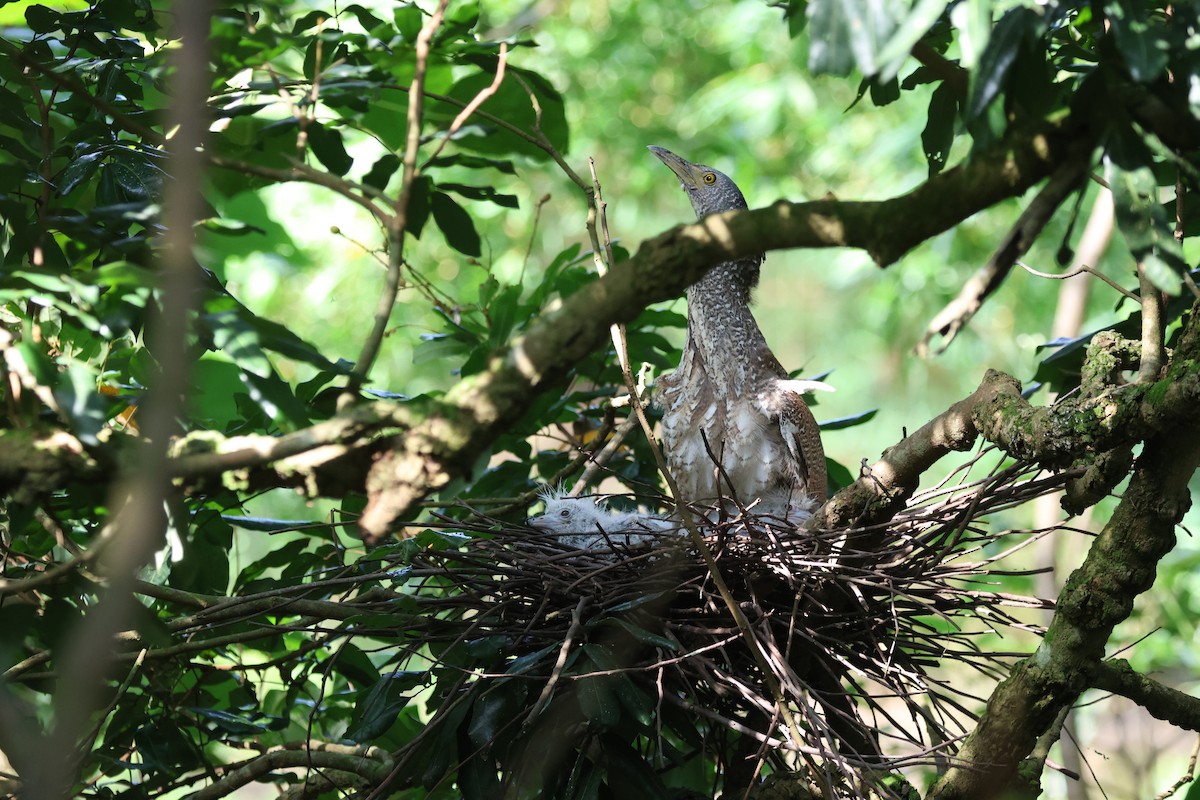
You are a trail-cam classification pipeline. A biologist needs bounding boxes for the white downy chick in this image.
[530,493,675,551]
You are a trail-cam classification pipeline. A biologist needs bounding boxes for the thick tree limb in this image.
[927,396,1200,797]
[0,115,1085,537]
[1092,660,1200,733]
[356,119,1083,538]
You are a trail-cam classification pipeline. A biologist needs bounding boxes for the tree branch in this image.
[186,742,394,800]
[918,151,1091,355]
[927,392,1200,797]
[355,117,1085,538]
[1092,659,1200,732]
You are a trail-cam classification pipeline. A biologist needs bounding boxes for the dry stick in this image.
[422,42,508,168]
[525,596,588,723]
[571,412,642,492]
[918,154,1091,356]
[1016,260,1137,302]
[69,649,147,779]
[1137,259,1167,382]
[345,0,451,398]
[209,154,392,222]
[584,161,810,756]
[1154,735,1200,800]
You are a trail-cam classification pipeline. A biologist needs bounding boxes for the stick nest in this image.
[395,456,1072,796]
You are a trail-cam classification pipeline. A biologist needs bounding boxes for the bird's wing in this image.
[771,385,828,502]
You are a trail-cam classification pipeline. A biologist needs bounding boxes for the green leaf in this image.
[363,152,401,190]
[825,457,855,493]
[308,121,354,176]
[599,618,678,651]
[921,81,959,177]
[601,736,668,798]
[54,360,115,446]
[785,0,808,38]
[57,150,103,196]
[442,64,569,161]
[966,7,1043,124]
[25,4,60,32]
[221,515,316,532]
[431,191,481,256]
[439,182,519,208]
[869,77,900,107]
[820,409,878,430]
[506,644,556,675]
[1105,0,1169,83]
[1105,130,1187,294]
[467,681,526,747]
[184,707,271,736]
[575,674,619,729]
[345,671,421,742]
[426,153,516,174]
[874,0,951,80]
[807,0,860,76]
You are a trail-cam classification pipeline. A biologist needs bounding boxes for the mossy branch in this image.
[927,421,1200,799]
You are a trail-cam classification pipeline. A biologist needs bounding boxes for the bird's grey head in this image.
[648,145,748,218]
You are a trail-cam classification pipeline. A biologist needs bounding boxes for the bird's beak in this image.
[648,145,702,190]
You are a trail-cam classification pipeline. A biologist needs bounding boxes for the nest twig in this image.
[389,452,1074,797]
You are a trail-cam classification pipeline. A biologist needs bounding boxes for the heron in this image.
[648,146,828,522]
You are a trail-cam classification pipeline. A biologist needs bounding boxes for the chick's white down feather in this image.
[529,495,674,551]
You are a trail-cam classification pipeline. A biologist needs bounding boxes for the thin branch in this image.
[345,0,451,396]
[1154,735,1200,800]
[918,152,1091,356]
[1137,261,1167,381]
[1017,259,1137,302]
[208,154,391,223]
[186,743,394,800]
[422,43,508,167]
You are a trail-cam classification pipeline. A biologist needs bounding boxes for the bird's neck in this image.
[682,258,777,394]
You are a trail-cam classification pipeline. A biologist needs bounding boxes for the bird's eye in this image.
[559,509,570,517]
[703,173,717,185]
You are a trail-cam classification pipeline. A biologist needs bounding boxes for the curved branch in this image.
[186,742,394,800]
[918,151,1092,355]
[355,118,1085,538]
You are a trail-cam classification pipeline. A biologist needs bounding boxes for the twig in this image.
[345,0,452,397]
[209,155,391,223]
[69,649,146,777]
[388,85,590,192]
[918,153,1092,356]
[524,596,588,723]
[1016,260,1138,302]
[1154,735,1200,800]
[422,43,508,167]
[1137,260,1167,381]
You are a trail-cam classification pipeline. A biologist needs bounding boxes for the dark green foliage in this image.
[1,0,1198,798]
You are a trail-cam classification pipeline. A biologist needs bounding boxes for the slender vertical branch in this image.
[26,4,212,798]
[1137,261,1166,382]
[345,0,451,397]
